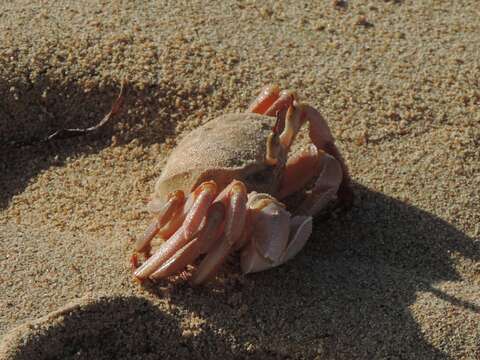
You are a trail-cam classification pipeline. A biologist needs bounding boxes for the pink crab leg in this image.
[135,190,185,253]
[247,85,280,114]
[133,181,217,280]
[154,180,216,240]
[134,226,188,280]
[278,145,322,199]
[279,103,353,207]
[190,180,248,285]
[300,104,353,207]
[264,89,296,117]
[156,205,188,239]
[149,202,226,280]
[183,181,218,239]
[278,140,344,216]
[278,103,336,151]
[279,104,304,149]
[146,192,193,242]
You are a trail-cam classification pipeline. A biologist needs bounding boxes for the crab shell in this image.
[152,113,285,205]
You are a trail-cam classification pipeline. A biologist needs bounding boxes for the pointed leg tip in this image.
[132,274,145,285]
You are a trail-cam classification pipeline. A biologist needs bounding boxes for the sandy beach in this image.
[1,0,479,358]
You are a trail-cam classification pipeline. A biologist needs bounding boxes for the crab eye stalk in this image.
[279,105,304,149]
[265,132,280,165]
[265,112,283,165]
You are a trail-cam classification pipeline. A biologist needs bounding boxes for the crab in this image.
[132,85,352,285]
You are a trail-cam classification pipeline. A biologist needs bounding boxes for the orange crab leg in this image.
[247,85,280,114]
[264,89,296,117]
[155,180,217,240]
[280,147,343,215]
[134,225,187,279]
[183,181,218,239]
[190,180,248,285]
[133,181,217,280]
[300,104,353,207]
[278,103,352,208]
[279,104,304,149]
[149,202,225,280]
[278,145,322,199]
[135,190,185,253]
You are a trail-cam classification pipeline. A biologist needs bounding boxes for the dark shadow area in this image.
[2,76,478,358]
[0,75,224,210]
[0,136,109,210]
[0,78,128,210]
[148,184,479,359]
[2,295,285,360]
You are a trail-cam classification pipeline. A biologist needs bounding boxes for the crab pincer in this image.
[240,193,313,274]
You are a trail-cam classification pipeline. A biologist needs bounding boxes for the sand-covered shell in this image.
[153,113,282,200]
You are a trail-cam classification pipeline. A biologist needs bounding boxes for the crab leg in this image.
[247,85,280,114]
[301,104,353,207]
[149,202,226,280]
[183,181,218,239]
[279,104,304,149]
[278,103,353,207]
[280,146,343,216]
[152,179,220,240]
[135,190,185,253]
[278,145,321,199]
[133,181,217,280]
[190,180,248,285]
[141,190,198,250]
[264,89,296,117]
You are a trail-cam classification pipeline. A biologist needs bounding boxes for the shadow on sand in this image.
[6,184,477,359]
[0,78,193,210]
[149,184,478,359]
[1,78,478,358]
[1,296,257,360]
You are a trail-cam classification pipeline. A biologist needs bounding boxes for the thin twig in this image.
[3,79,127,148]
[46,79,127,141]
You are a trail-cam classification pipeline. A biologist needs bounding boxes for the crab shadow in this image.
[154,184,479,359]
[2,296,266,360]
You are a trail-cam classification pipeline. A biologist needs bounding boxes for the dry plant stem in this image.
[45,79,127,141]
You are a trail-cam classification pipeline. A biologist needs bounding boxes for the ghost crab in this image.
[132,85,352,285]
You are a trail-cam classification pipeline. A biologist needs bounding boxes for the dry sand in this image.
[1,0,479,359]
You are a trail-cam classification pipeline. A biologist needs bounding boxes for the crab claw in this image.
[279,145,343,216]
[240,193,313,274]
